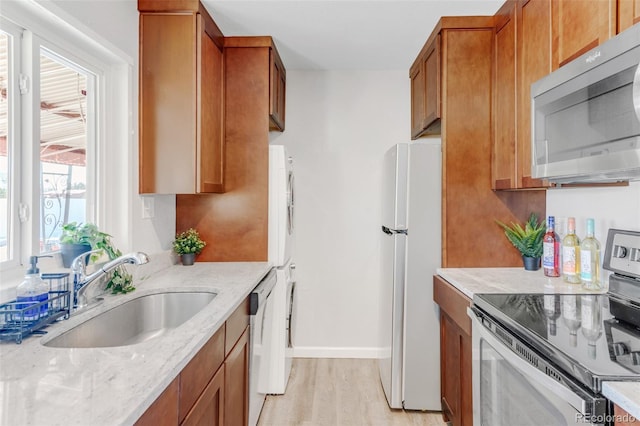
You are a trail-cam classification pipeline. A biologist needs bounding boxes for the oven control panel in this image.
[603,229,640,279]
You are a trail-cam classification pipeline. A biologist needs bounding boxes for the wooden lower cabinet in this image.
[433,275,472,426]
[614,404,639,425]
[224,327,250,426]
[136,299,249,426]
[182,365,225,426]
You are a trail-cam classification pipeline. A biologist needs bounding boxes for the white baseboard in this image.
[292,346,382,359]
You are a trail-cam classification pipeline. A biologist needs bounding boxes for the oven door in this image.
[469,308,609,426]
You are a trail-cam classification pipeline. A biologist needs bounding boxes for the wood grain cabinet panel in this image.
[492,1,517,190]
[409,34,441,138]
[139,8,225,194]
[269,48,286,131]
[614,403,639,425]
[619,0,640,32]
[182,365,225,426]
[224,327,250,426]
[433,276,472,426]
[551,0,616,70]
[517,0,551,189]
[135,377,180,426]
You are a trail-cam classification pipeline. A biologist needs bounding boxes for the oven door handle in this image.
[469,308,596,418]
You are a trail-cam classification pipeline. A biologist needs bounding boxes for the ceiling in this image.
[204,0,503,70]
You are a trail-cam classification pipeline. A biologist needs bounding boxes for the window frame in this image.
[0,1,133,281]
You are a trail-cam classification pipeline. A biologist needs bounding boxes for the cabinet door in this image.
[492,1,517,190]
[269,49,286,131]
[614,403,638,425]
[197,14,225,193]
[135,377,179,426]
[619,0,640,32]
[182,365,225,426]
[139,12,197,194]
[410,61,425,139]
[440,312,461,425]
[423,34,441,131]
[224,327,249,426]
[517,0,551,188]
[551,0,616,69]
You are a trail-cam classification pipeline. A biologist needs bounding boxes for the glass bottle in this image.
[580,218,601,290]
[543,216,560,277]
[562,217,581,284]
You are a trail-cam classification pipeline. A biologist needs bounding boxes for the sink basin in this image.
[43,291,217,348]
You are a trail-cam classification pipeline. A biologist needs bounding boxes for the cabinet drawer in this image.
[433,275,472,335]
[179,326,225,423]
[225,297,249,356]
[135,377,179,426]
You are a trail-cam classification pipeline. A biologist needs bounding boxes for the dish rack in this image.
[0,273,71,344]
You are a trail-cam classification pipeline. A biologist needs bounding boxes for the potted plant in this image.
[173,228,206,265]
[59,222,100,268]
[496,213,546,271]
[60,222,135,294]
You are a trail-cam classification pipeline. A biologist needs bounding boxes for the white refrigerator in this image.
[379,142,442,410]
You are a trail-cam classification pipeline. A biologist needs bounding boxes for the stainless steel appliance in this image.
[379,142,441,410]
[249,269,276,426]
[531,23,640,183]
[469,228,640,426]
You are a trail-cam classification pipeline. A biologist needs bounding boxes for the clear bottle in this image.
[562,217,581,284]
[562,295,581,347]
[16,256,49,321]
[580,218,601,290]
[543,294,561,336]
[543,216,560,277]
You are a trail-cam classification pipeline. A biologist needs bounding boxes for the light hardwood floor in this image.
[258,358,446,426]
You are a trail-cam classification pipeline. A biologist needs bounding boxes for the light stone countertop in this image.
[602,382,640,420]
[437,267,640,421]
[0,260,272,426]
[437,267,607,299]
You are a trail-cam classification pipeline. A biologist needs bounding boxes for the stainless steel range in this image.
[469,228,640,426]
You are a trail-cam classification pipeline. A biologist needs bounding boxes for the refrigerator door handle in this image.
[381,225,408,236]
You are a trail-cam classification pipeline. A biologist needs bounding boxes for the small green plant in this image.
[496,213,546,259]
[173,228,206,255]
[61,222,135,294]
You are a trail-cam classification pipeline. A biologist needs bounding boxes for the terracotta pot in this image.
[181,253,196,266]
[522,256,541,271]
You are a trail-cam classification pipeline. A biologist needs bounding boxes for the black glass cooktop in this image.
[473,292,640,392]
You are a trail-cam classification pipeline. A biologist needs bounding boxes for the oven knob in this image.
[632,352,640,366]
[631,248,640,262]
[613,245,628,258]
[613,342,629,357]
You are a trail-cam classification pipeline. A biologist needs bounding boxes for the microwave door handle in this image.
[634,63,640,122]
[469,309,597,418]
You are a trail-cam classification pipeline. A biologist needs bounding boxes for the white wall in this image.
[271,70,410,357]
[44,0,176,255]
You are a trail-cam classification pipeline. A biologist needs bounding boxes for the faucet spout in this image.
[72,251,149,310]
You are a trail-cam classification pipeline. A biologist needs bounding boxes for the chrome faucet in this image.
[71,251,149,309]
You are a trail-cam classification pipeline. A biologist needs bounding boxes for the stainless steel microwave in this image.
[531,23,640,184]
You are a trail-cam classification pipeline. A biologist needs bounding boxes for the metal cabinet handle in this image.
[381,225,408,235]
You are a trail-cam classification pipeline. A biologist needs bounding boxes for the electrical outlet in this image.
[141,196,154,219]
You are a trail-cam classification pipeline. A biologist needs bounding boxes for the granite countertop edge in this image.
[0,261,272,426]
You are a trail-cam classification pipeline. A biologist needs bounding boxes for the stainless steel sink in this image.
[43,291,217,348]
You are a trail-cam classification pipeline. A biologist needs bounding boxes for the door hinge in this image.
[19,74,30,95]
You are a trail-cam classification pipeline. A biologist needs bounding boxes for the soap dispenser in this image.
[16,256,49,321]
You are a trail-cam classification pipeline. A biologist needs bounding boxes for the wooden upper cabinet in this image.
[551,0,616,70]
[618,0,640,32]
[492,1,517,190]
[138,4,225,194]
[517,0,551,189]
[410,34,441,139]
[269,48,286,131]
